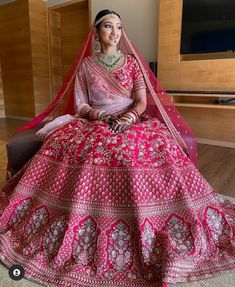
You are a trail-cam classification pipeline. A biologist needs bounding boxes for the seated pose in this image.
[1,9,235,287]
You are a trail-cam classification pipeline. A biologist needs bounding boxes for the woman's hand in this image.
[106,115,120,125]
[109,120,130,133]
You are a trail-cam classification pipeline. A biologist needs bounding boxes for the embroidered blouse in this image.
[112,54,146,93]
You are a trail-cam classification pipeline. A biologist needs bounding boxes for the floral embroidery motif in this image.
[43,215,68,261]
[205,206,232,247]
[22,238,41,257]
[106,220,133,272]
[39,113,188,171]
[72,216,100,269]
[141,218,162,265]
[163,214,195,257]
[7,197,33,231]
[22,206,50,243]
[112,54,146,93]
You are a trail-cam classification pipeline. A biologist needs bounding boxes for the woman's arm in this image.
[109,88,147,133]
[131,88,147,116]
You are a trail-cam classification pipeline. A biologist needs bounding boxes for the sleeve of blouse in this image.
[132,56,147,93]
[74,61,93,117]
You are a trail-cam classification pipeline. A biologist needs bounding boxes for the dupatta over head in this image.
[17,19,198,167]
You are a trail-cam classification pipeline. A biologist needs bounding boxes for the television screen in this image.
[181,0,235,54]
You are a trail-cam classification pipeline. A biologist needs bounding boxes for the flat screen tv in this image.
[181,0,235,54]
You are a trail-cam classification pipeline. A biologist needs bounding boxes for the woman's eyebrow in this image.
[103,21,122,25]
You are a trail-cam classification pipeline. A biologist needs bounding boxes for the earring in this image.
[95,38,101,54]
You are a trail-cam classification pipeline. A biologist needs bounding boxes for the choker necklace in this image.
[97,50,123,70]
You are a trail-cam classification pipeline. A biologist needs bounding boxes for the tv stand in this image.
[168,91,235,108]
[158,0,235,148]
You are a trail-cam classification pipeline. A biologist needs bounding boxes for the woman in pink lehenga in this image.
[1,9,235,287]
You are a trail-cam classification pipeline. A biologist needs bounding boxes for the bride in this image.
[0,9,235,287]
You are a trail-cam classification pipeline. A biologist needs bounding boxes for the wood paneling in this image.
[158,0,235,91]
[48,0,89,97]
[60,1,89,77]
[0,62,5,117]
[0,0,35,118]
[0,0,89,119]
[177,107,235,143]
[48,10,63,99]
[158,0,235,145]
[29,0,51,115]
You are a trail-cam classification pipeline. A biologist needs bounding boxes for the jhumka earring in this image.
[117,42,121,52]
[95,38,101,54]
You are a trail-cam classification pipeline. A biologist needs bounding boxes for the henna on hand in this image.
[109,120,130,133]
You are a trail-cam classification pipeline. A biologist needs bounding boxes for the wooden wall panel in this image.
[0,0,89,119]
[48,10,63,99]
[158,0,235,145]
[0,0,35,118]
[158,0,235,91]
[29,0,51,116]
[178,107,235,144]
[0,62,5,117]
[60,1,89,77]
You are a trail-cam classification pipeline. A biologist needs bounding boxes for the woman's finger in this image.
[110,123,119,133]
[108,116,121,125]
[116,123,129,133]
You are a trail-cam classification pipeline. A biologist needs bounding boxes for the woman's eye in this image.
[117,26,122,30]
[104,24,112,28]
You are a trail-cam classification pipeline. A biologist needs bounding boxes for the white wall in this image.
[90,0,159,62]
[46,0,159,61]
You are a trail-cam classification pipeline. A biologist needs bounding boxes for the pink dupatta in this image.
[74,55,135,116]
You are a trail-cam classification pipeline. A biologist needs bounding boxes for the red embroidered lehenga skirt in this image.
[1,115,235,287]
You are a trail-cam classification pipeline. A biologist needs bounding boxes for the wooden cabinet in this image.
[158,0,235,147]
[169,93,235,147]
[170,93,235,110]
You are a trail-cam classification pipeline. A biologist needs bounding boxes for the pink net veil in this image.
[16,23,198,167]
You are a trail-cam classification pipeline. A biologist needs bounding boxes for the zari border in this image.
[1,234,235,286]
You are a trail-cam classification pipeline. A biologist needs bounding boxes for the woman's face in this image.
[97,16,122,49]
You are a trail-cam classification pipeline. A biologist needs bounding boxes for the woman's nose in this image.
[111,27,117,35]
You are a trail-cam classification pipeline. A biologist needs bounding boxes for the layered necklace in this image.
[97,50,123,70]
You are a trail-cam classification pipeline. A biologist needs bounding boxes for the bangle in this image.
[87,109,107,120]
[79,105,93,117]
[97,110,107,120]
[120,119,131,126]
[131,109,140,119]
[120,109,140,124]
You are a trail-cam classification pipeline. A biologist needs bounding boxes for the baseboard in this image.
[197,138,235,148]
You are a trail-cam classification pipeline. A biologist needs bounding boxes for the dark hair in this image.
[94,9,121,30]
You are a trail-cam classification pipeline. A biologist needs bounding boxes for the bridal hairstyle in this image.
[15,9,198,167]
[94,9,121,29]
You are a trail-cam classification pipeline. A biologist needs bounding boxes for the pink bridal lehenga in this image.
[1,27,235,287]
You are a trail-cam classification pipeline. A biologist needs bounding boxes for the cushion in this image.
[7,127,43,171]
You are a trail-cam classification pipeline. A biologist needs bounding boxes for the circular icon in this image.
[8,264,25,281]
